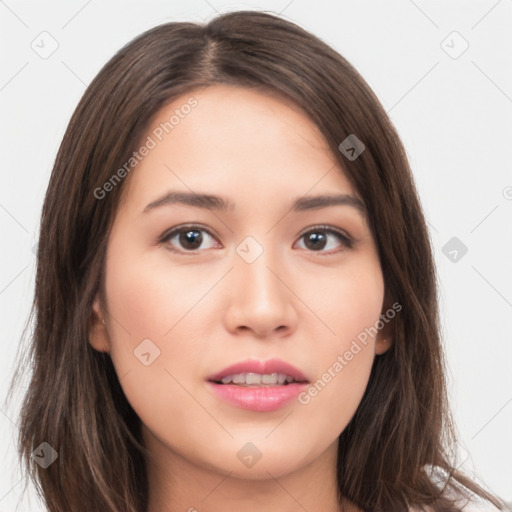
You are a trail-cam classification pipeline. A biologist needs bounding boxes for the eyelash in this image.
[158,223,354,256]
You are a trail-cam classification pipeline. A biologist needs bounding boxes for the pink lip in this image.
[207,358,309,383]
[206,358,309,412]
[207,382,308,412]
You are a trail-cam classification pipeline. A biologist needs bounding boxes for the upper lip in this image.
[207,358,309,383]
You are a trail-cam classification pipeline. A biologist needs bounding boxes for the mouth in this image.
[212,372,306,387]
[207,358,309,385]
[206,359,310,412]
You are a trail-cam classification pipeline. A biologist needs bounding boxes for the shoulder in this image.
[458,498,510,512]
[408,492,508,512]
[409,503,504,512]
[449,487,508,512]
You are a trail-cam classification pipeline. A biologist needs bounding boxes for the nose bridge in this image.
[236,235,286,305]
[224,234,297,336]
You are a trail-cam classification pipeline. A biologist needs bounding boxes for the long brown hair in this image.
[8,10,505,512]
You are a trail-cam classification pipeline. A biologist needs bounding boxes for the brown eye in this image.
[296,226,353,253]
[160,225,220,253]
[303,231,328,250]
[178,229,203,250]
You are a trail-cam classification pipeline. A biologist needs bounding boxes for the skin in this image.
[89,84,393,512]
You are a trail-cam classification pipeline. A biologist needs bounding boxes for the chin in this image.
[215,455,305,480]
[196,438,319,481]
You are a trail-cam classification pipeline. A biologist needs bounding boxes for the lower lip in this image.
[207,382,308,412]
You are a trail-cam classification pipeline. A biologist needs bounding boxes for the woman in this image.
[10,10,506,512]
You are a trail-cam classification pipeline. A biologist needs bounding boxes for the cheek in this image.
[312,254,385,344]
[295,323,376,444]
[104,253,175,337]
[103,244,215,350]
[101,252,205,443]
[296,256,383,422]
[102,244,216,410]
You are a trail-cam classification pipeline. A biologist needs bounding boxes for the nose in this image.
[223,247,299,339]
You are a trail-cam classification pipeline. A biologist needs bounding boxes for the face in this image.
[89,84,391,480]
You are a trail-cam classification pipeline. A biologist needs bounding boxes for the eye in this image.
[294,225,354,254]
[159,224,221,253]
[158,224,354,255]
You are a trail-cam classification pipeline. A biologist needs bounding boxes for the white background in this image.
[1,1,511,510]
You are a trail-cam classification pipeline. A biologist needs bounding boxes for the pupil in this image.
[305,232,326,250]
[180,229,202,249]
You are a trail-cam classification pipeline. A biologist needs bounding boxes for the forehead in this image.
[120,84,360,212]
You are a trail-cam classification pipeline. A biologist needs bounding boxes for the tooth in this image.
[219,372,298,386]
[245,373,262,385]
[261,373,278,384]
[233,374,246,384]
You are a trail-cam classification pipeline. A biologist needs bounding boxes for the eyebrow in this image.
[143,191,366,216]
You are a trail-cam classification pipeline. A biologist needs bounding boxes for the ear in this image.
[88,294,110,353]
[375,324,393,355]
[375,294,396,355]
